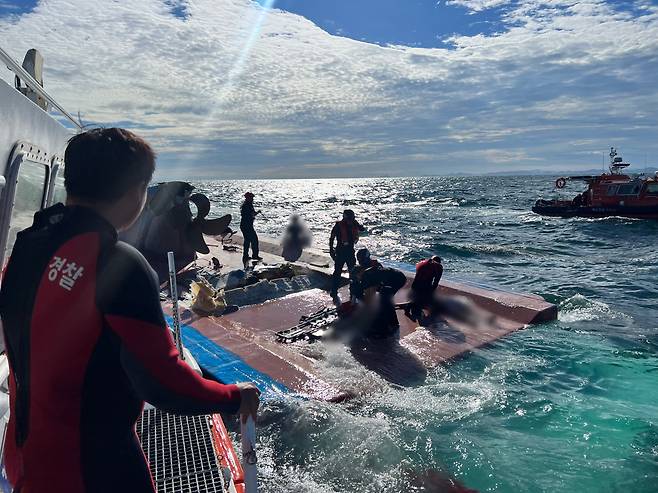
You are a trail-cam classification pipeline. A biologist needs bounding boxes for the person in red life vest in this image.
[328,209,365,299]
[0,128,260,493]
[406,255,444,321]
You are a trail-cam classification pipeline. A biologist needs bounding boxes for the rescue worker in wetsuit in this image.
[406,255,443,321]
[329,209,365,298]
[350,248,383,301]
[240,191,262,262]
[0,128,260,493]
[350,248,407,338]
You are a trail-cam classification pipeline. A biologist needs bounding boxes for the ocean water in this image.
[196,176,658,493]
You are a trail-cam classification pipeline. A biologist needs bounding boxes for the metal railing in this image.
[0,46,82,130]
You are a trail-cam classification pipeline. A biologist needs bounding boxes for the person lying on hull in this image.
[0,128,260,493]
[405,255,443,322]
[329,209,365,300]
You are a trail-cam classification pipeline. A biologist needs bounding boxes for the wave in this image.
[432,242,525,258]
[558,294,631,323]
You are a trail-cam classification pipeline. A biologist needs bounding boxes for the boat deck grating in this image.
[137,409,228,493]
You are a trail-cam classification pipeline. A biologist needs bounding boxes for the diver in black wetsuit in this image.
[350,248,407,338]
[0,128,260,493]
[240,191,261,262]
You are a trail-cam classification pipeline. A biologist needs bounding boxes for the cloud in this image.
[445,0,512,13]
[1,0,658,178]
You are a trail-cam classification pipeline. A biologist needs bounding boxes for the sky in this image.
[1,0,657,179]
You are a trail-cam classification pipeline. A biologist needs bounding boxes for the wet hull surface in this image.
[167,272,556,399]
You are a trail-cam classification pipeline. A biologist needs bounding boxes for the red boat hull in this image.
[533,200,658,219]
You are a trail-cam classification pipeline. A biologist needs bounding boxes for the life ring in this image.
[555,177,567,189]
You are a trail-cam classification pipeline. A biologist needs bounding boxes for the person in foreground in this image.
[240,191,262,263]
[329,209,365,299]
[406,255,443,321]
[0,128,260,493]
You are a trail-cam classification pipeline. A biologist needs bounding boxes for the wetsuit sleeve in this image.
[432,265,443,288]
[97,242,241,415]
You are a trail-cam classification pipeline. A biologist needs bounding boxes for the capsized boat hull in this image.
[161,234,556,400]
[170,281,556,400]
[533,200,658,219]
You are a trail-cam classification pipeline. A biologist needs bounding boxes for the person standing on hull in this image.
[0,128,260,493]
[406,255,443,321]
[240,191,262,264]
[329,209,365,299]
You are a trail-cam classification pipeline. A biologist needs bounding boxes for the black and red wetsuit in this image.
[0,204,242,493]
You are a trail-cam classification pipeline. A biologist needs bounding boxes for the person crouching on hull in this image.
[0,128,260,493]
[349,248,407,339]
[329,209,365,299]
[406,255,443,321]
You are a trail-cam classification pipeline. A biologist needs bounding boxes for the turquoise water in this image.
[197,177,658,492]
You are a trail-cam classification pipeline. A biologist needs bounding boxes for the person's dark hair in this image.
[356,248,370,265]
[64,127,156,202]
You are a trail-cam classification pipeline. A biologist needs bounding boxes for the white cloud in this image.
[1,0,658,178]
[445,0,512,13]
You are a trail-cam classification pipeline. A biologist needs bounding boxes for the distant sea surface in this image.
[196,176,658,493]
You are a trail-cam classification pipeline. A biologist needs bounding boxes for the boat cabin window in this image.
[51,171,67,205]
[606,185,618,196]
[616,183,641,196]
[646,183,658,196]
[5,160,48,258]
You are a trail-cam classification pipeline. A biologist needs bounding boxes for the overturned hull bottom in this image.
[533,201,658,219]
[172,280,556,401]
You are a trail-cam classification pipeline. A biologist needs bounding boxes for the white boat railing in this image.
[241,416,258,493]
[0,45,82,130]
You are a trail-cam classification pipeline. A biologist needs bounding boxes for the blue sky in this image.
[255,0,509,48]
[1,0,658,178]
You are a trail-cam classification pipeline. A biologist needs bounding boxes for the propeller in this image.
[147,182,232,255]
